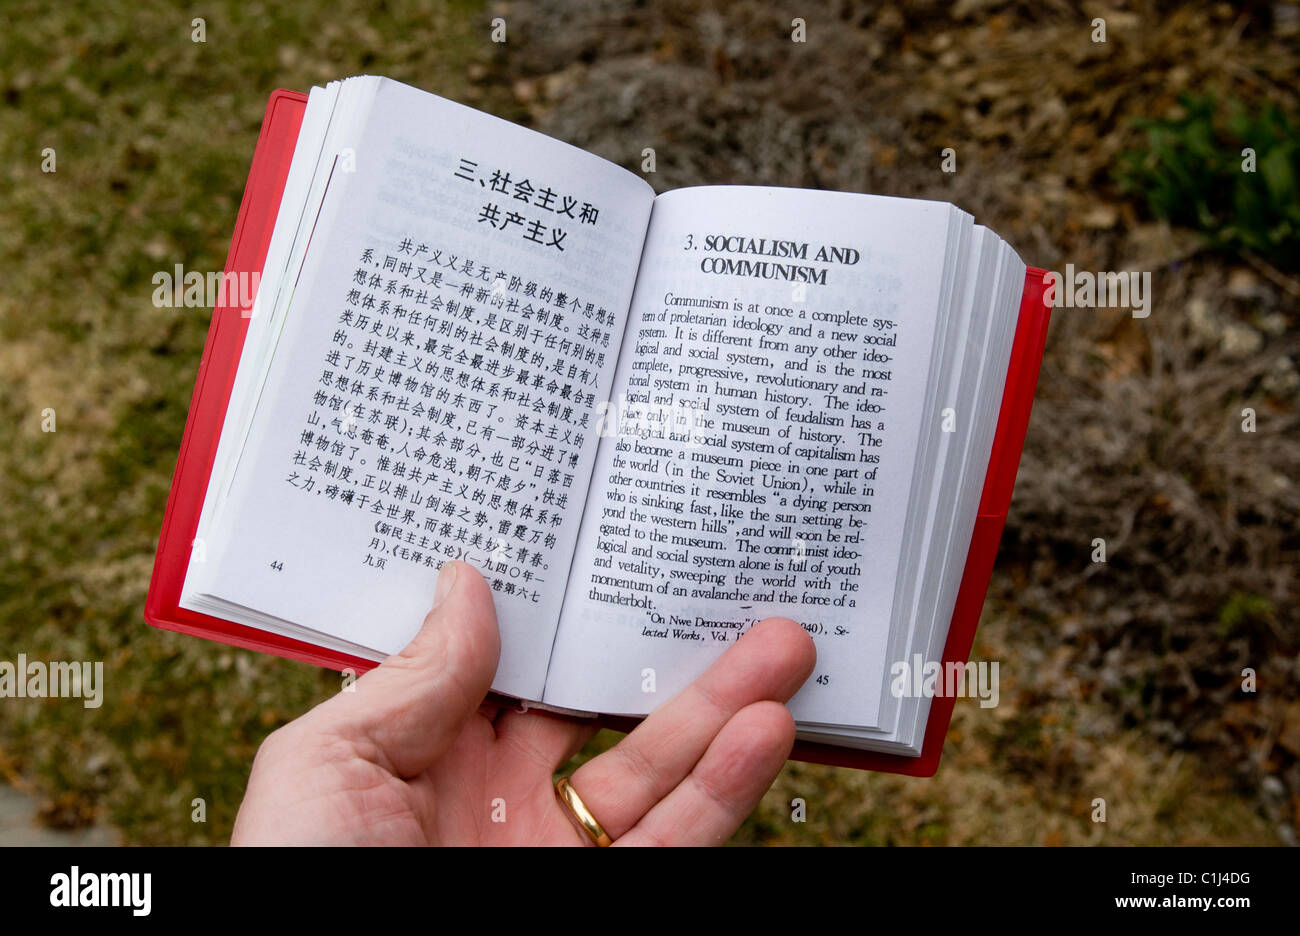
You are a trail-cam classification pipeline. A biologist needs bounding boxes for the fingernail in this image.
[433,561,459,608]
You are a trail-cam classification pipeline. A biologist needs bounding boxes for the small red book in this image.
[146,79,1051,775]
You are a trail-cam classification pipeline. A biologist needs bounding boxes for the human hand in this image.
[232,561,816,845]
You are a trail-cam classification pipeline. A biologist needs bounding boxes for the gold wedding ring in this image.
[554,776,612,847]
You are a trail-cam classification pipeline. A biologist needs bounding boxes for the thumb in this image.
[316,561,501,778]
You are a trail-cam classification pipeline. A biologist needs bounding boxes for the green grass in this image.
[1116,92,1300,271]
[0,0,493,845]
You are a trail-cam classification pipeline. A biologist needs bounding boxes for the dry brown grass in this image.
[491,0,1299,843]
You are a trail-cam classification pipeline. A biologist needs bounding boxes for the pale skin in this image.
[232,561,817,845]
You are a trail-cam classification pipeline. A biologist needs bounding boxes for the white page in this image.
[541,185,953,726]
[184,78,654,701]
[187,81,354,584]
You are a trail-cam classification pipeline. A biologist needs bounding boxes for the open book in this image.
[147,76,1051,766]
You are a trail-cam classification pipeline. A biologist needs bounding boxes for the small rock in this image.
[1220,322,1263,358]
[512,79,536,103]
[1226,268,1264,299]
[1187,297,1220,345]
[1257,312,1288,336]
[1278,701,1300,756]
[1081,205,1119,229]
[1262,357,1300,397]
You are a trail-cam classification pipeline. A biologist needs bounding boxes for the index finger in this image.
[565,616,815,840]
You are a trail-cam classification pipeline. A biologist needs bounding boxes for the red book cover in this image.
[145,89,1052,776]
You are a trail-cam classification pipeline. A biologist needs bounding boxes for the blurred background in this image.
[0,0,1296,845]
